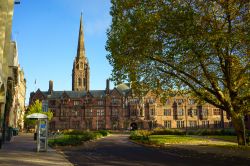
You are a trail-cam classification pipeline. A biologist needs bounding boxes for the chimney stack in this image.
[106,79,110,94]
[48,80,53,94]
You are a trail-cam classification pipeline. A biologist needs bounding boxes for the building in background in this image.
[29,15,231,131]
[29,81,231,131]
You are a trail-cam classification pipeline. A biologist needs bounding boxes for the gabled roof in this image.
[45,91,86,99]
[89,90,106,98]
[33,82,133,100]
[40,90,106,99]
[34,89,47,99]
[110,88,122,97]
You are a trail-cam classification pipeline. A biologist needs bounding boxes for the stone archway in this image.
[130,122,137,130]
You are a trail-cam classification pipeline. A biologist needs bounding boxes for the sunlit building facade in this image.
[29,15,231,131]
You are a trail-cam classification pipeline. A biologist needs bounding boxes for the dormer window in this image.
[176,99,183,105]
[148,98,155,104]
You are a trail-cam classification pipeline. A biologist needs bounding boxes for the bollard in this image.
[34,133,37,140]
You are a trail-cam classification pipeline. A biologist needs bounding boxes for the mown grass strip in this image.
[206,135,237,142]
[149,135,207,145]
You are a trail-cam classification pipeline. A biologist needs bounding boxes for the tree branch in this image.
[156,66,225,110]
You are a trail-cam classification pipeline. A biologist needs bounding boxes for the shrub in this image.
[81,131,102,141]
[98,130,110,136]
[197,129,236,136]
[63,130,85,135]
[187,130,196,135]
[49,135,83,146]
[49,130,107,147]
[151,129,185,135]
[130,130,152,140]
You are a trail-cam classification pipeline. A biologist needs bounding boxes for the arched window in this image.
[83,78,86,87]
[78,78,82,86]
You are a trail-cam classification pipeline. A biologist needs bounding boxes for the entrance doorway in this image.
[130,122,137,130]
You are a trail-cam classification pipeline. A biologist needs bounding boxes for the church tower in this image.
[72,13,90,91]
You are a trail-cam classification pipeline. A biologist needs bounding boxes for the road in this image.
[61,134,250,166]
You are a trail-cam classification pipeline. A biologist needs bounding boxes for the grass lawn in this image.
[131,132,250,153]
[139,135,240,147]
[148,135,208,145]
[206,135,238,142]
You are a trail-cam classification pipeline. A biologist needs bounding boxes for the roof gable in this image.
[62,91,70,99]
[110,88,122,97]
[33,89,46,100]
[89,90,105,98]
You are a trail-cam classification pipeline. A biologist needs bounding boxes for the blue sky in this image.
[12,0,113,104]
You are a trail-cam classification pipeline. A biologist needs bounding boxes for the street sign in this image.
[40,124,46,129]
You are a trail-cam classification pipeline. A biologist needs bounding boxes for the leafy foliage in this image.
[98,130,110,136]
[107,0,250,145]
[25,100,53,127]
[130,130,152,141]
[48,130,108,147]
[151,128,238,136]
[152,128,186,135]
[63,129,110,137]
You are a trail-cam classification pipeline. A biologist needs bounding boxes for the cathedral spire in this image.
[77,12,85,59]
[72,13,90,91]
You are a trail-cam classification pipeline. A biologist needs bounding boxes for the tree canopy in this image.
[25,100,53,127]
[106,0,250,145]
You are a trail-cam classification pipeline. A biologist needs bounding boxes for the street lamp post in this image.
[96,110,99,130]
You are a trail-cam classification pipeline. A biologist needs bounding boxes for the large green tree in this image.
[106,0,250,145]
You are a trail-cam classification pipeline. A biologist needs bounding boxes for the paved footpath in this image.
[0,133,73,166]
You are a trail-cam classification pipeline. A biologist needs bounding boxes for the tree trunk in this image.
[231,115,246,146]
